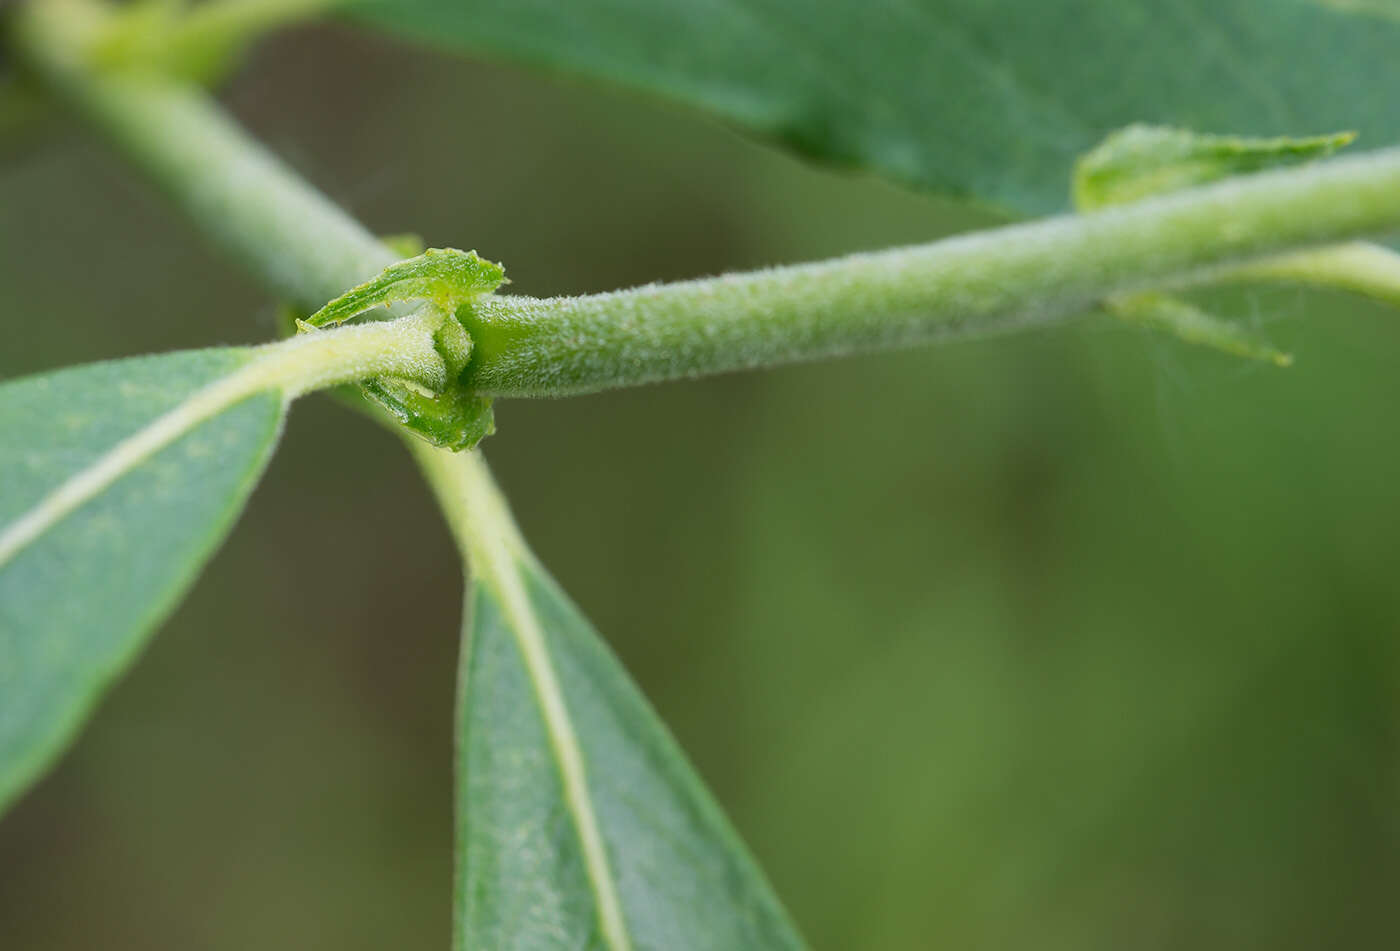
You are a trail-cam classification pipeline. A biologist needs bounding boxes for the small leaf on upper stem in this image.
[302,248,505,329]
[1070,126,1345,365]
[1073,125,1355,211]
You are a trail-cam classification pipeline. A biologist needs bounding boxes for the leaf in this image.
[1073,125,1355,211]
[0,349,284,813]
[301,247,504,329]
[1107,293,1292,366]
[1070,127,1338,365]
[346,0,1400,214]
[456,536,806,949]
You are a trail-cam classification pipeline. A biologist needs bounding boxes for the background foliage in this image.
[2,18,1398,951]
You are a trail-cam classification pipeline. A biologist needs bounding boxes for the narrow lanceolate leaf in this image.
[412,448,806,951]
[460,568,806,951]
[348,0,1400,214]
[0,318,447,814]
[0,349,283,812]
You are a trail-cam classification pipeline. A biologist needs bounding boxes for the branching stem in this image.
[20,0,1400,403]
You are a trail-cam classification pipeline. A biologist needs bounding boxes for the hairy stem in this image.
[459,154,1400,396]
[21,0,1400,402]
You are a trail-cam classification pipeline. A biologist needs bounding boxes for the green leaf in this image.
[0,349,284,813]
[1073,125,1355,211]
[347,0,1400,214]
[301,247,505,330]
[1107,293,1292,366]
[1069,127,1341,365]
[458,561,807,950]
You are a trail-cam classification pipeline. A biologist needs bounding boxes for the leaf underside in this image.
[0,350,283,813]
[348,0,1400,215]
[458,559,806,950]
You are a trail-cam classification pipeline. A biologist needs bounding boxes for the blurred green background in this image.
[3,21,1399,951]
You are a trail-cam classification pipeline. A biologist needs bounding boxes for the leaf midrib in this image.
[412,445,634,951]
[0,317,445,570]
[475,536,633,951]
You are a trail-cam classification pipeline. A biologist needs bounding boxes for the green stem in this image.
[18,0,1400,402]
[459,154,1400,396]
